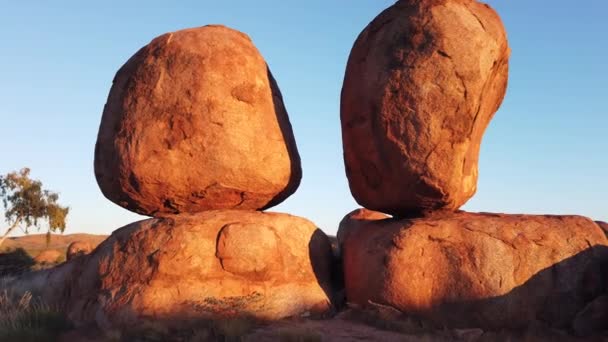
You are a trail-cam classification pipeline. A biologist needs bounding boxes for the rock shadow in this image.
[308,228,340,315]
[357,244,608,335]
[261,66,303,210]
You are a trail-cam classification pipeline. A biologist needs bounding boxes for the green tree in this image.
[0,168,69,248]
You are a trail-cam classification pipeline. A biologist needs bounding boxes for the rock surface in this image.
[597,221,608,237]
[340,210,608,329]
[95,25,301,216]
[341,0,510,215]
[34,211,333,328]
[66,241,93,261]
[337,208,389,250]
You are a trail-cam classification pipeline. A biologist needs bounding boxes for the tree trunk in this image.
[0,218,22,249]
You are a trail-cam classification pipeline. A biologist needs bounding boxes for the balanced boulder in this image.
[341,0,510,216]
[37,210,333,328]
[340,210,608,329]
[95,25,301,216]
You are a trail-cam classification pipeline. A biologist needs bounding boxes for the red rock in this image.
[340,210,608,329]
[337,208,389,250]
[66,241,93,261]
[95,25,301,216]
[35,211,333,328]
[596,221,608,237]
[341,0,510,215]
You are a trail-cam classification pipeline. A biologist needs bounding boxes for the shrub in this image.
[0,248,35,277]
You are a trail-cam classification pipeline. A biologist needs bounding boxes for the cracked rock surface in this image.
[338,209,608,329]
[94,25,301,216]
[340,0,510,215]
[33,210,334,328]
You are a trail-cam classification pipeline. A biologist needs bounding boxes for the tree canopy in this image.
[0,168,69,247]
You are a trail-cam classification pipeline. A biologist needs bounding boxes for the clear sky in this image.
[0,1,606,237]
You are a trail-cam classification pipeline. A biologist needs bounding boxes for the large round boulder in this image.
[341,0,510,216]
[340,210,608,329]
[36,210,334,328]
[95,25,301,216]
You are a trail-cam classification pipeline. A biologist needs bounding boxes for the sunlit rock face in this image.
[341,0,510,216]
[95,25,301,217]
[339,209,608,329]
[39,210,334,328]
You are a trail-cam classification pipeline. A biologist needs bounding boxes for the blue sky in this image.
[0,1,606,236]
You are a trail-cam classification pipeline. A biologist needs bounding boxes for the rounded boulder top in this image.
[341,0,510,216]
[94,25,301,216]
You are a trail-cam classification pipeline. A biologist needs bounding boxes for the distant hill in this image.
[1,233,108,256]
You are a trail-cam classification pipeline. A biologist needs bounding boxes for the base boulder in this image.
[340,210,608,329]
[36,211,334,328]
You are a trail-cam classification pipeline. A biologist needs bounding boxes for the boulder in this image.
[340,210,608,329]
[341,0,510,215]
[34,250,62,264]
[337,208,389,250]
[35,211,333,329]
[66,241,93,261]
[95,25,301,216]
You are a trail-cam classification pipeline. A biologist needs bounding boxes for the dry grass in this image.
[341,303,440,336]
[0,290,72,341]
[116,317,259,342]
[340,304,589,341]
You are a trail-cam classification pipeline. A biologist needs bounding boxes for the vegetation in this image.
[0,291,590,341]
[0,248,36,277]
[116,317,258,341]
[0,168,69,248]
[0,291,72,342]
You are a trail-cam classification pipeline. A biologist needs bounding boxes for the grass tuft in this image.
[0,290,72,342]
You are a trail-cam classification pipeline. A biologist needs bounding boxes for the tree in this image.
[0,168,69,248]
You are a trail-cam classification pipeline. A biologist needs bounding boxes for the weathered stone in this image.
[31,211,333,328]
[95,25,301,216]
[341,0,510,215]
[340,210,608,329]
[337,208,389,250]
[596,221,608,238]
